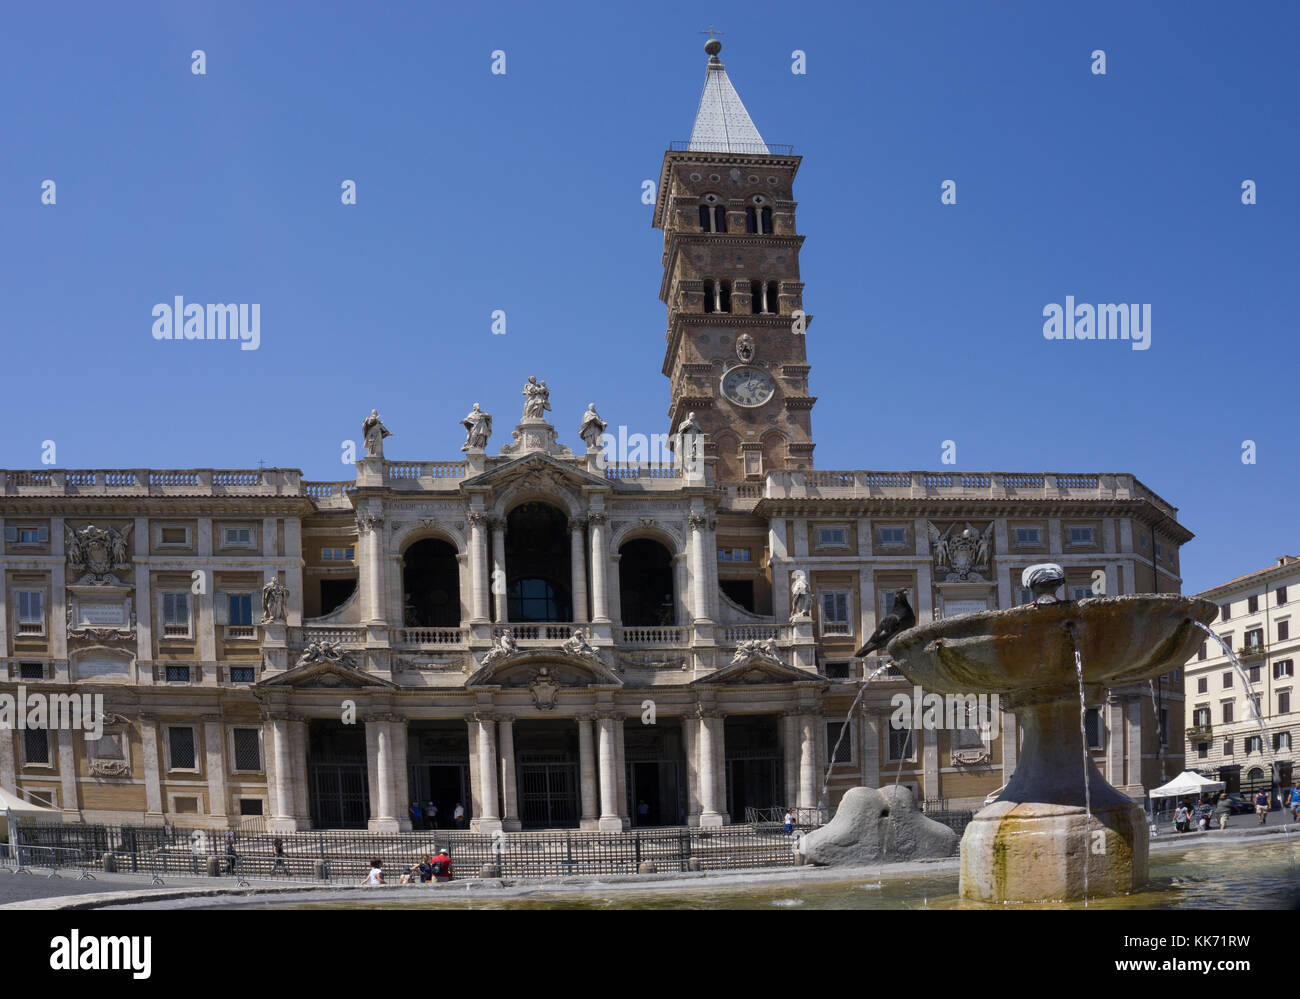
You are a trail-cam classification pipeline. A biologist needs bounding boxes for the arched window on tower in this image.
[699,204,711,231]
[702,279,717,314]
[750,280,763,315]
[766,281,780,316]
[745,207,758,234]
[718,279,731,313]
[699,195,727,233]
[714,205,727,233]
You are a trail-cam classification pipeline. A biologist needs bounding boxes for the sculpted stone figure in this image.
[461,403,493,451]
[790,569,812,620]
[362,409,392,458]
[521,376,552,420]
[578,404,607,450]
[261,577,289,624]
[561,627,598,659]
[480,628,519,669]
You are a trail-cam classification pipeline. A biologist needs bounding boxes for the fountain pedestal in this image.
[959,698,1147,902]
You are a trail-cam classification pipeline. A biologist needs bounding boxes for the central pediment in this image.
[257,658,398,690]
[692,651,823,686]
[463,451,608,492]
[466,651,622,689]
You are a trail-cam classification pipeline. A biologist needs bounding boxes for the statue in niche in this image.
[790,569,812,620]
[578,404,607,450]
[362,409,392,458]
[261,577,289,624]
[522,376,552,420]
[461,403,493,451]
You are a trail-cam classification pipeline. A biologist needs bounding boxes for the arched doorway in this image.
[619,538,675,626]
[403,538,460,627]
[505,502,572,622]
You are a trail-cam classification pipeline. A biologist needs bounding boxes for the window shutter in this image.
[215,594,229,625]
[3,526,15,543]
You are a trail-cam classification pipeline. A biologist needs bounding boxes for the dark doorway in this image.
[619,538,675,626]
[720,579,755,612]
[505,503,572,622]
[513,720,580,828]
[407,722,472,828]
[625,719,685,826]
[724,715,785,821]
[319,578,356,615]
[403,538,460,627]
[309,720,370,828]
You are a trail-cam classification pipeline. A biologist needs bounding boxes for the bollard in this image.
[638,861,657,875]
[101,853,117,874]
[480,863,500,878]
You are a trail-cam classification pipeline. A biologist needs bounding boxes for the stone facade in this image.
[0,43,1192,832]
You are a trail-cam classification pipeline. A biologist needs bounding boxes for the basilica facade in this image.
[0,42,1190,833]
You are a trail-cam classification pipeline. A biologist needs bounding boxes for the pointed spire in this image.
[687,38,769,154]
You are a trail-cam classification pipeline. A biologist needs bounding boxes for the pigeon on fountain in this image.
[1022,563,1067,605]
[855,590,916,657]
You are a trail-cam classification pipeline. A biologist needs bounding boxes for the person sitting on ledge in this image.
[361,859,385,886]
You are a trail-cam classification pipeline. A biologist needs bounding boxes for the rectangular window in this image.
[240,798,264,816]
[878,527,906,547]
[1197,742,1208,759]
[820,591,851,636]
[1249,665,1261,683]
[1192,706,1211,727]
[743,451,762,477]
[165,665,191,683]
[824,660,851,680]
[23,728,50,765]
[16,590,44,634]
[1275,660,1294,680]
[1067,526,1094,545]
[19,661,43,680]
[230,666,255,684]
[1248,595,1259,614]
[1197,677,1208,694]
[232,729,262,771]
[1220,603,1231,621]
[1280,690,1292,714]
[816,527,848,548]
[1160,708,1169,747]
[159,527,189,546]
[825,722,852,764]
[1222,701,1234,724]
[1244,628,1264,650]
[1017,586,1034,605]
[1014,527,1041,546]
[227,593,254,627]
[716,548,752,562]
[1250,694,1262,718]
[162,592,190,637]
[1084,708,1103,749]
[168,727,196,770]
[1223,671,1233,689]
[1154,541,1164,560]
[223,527,254,547]
[321,547,355,561]
[887,725,914,761]
[1245,735,1262,754]
[1279,620,1290,642]
[1197,642,1207,661]
[1223,739,1233,756]
[1277,586,1288,605]
[1275,731,1292,752]
[18,527,42,544]
[1070,585,1093,602]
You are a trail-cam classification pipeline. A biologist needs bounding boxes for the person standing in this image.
[270,837,288,875]
[1255,788,1270,824]
[430,846,453,883]
[1173,802,1189,833]
[453,802,465,829]
[783,809,795,835]
[409,801,423,829]
[361,859,384,885]
[426,801,438,830]
[1214,793,1232,831]
[1289,786,1300,823]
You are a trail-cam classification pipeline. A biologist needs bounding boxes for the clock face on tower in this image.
[721,365,776,408]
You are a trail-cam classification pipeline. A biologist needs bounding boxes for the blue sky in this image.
[0,0,1295,593]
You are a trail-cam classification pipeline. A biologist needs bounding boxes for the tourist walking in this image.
[410,801,423,828]
[784,809,795,835]
[270,837,289,875]
[1214,793,1232,831]
[361,859,385,885]
[453,802,466,828]
[1255,788,1270,824]
[431,846,453,883]
[1173,802,1189,833]
[225,839,238,875]
[1289,786,1300,822]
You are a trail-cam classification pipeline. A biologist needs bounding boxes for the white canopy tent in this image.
[0,785,62,842]
[1148,770,1226,801]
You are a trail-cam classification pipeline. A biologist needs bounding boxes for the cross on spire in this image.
[700,24,724,40]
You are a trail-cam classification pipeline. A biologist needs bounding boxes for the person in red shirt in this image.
[430,847,453,883]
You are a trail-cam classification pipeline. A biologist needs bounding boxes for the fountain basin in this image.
[887,594,1218,902]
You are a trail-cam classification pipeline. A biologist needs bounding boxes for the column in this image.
[203,717,228,821]
[697,708,723,826]
[689,513,711,623]
[290,717,310,821]
[50,516,68,665]
[466,717,482,820]
[569,520,588,624]
[589,513,610,622]
[798,713,817,811]
[922,724,939,803]
[361,512,386,624]
[390,717,410,831]
[468,513,490,623]
[783,712,800,809]
[673,553,690,629]
[283,518,304,626]
[577,714,598,829]
[271,715,295,826]
[861,711,881,788]
[492,518,508,623]
[609,554,623,628]
[57,731,78,818]
[613,713,628,826]
[139,715,164,819]
[134,517,153,665]
[684,713,701,826]
[498,715,520,831]
[1127,698,1145,788]
[1106,696,1126,787]
[0,729,16,794]
[597,713,621,830]
[476,713,502,832]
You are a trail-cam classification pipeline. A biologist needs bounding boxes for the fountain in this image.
[887,591,1218,903]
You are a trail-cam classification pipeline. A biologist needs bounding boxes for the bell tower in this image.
[652,37,816,481]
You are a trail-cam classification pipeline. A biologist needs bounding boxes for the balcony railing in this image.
[394,628,466,647]
[291,626,365,647]
[496,623,576,642]
[721,625,785,644]
[617,626,687,648]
